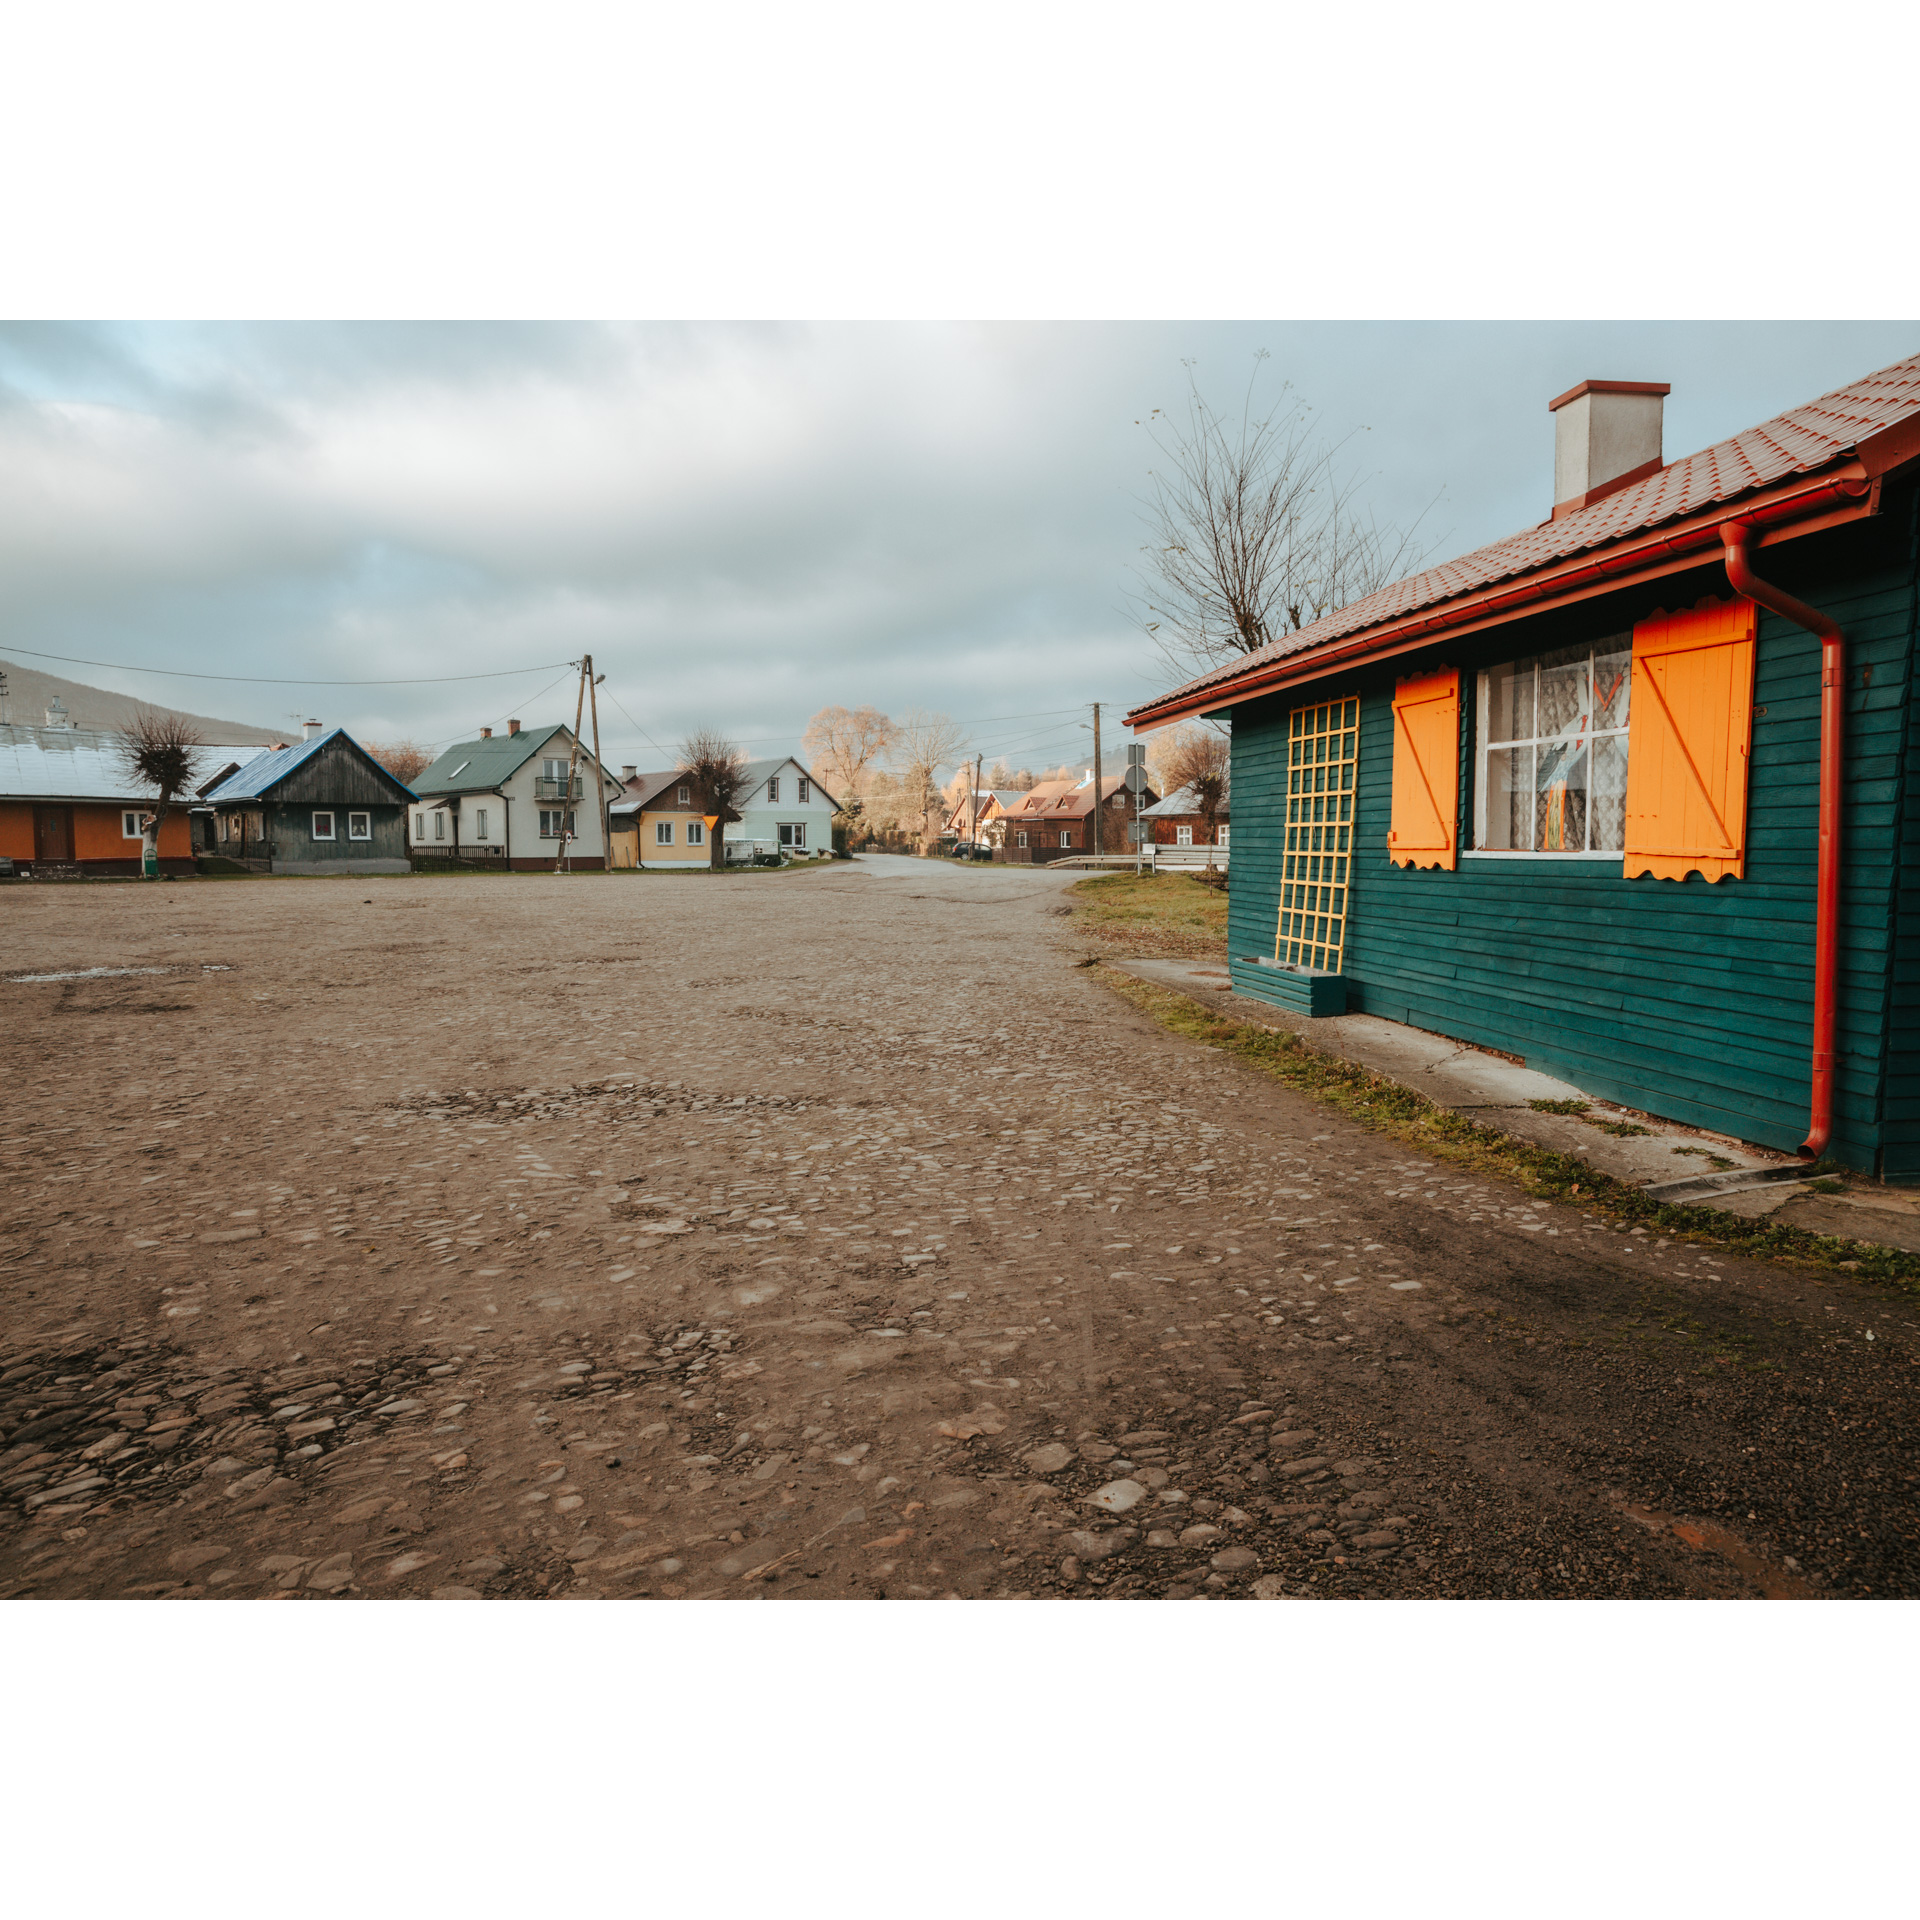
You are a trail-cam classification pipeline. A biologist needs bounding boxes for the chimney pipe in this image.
[621,764,637,781]
[507,719,521,736]
[480,727,492,739]
[1549,379,1670,519]
[302,718,322,742]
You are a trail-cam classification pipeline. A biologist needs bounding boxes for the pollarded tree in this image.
[677,729,750,871]
[115,706,204,876]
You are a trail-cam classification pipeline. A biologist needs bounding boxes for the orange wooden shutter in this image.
[1387,668,1459,870]
[1623,597,1757,883]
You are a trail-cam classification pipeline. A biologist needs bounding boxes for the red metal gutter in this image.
[1721,522,1845,1160]
[1127,467,1874,731]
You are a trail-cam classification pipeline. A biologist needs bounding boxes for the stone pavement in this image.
[1,856,1914,1599]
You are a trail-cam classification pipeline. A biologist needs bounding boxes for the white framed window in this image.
[1017,830,1028,847]
[655,820,675,846]
[1176,825,1193,846]
[543,756,569,782]
[677,784,690,804]
[798,776,810,803]
[312,811,336,840]
[1218,825,1230,847]
[1059,829,1072,848]
[539,808,576,839]
[471,808,486,840]
[765,776,779,801]
[687,821,704,846]
[778,822,794,847]
[1474,638,1631,856]
[348,811,371,840]
[414,812,426,838]
[792,823,806,849]
[433,812,446,841]
[121,810,143,840]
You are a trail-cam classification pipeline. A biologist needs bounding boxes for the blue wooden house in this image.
[1127,355,1920,1177]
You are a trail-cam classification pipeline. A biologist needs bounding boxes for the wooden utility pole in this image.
[972,752,983,849]
[588,660,610,872]
[558,656,590,874]
[1091,701,1103,857]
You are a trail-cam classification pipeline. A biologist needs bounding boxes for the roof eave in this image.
[1125,464,1877,730]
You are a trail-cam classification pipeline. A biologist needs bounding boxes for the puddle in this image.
[7,964,233,984]
[1618,1500,1816,1599]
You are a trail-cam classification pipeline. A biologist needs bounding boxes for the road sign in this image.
[1128,820,1151,845]
[1123,764,1148,793]
[1126,742,1147,766]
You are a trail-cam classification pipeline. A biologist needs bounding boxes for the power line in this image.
[0,643,571,687]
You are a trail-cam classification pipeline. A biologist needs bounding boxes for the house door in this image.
[34,806,73,862]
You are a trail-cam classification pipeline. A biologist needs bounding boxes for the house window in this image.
[471,808,487,840]
[655,820,675,846]
[1218,825,1230,848]
[312,811,336,840]
[414,812,426,839]
[539,808,576,838]
[1278,696,1358,972]
[349,811,372,840]
[678,785,690,804]
[1176,825,1193,846]
[543,757,569,782]
[686,821,704,846]
[798,776,810,803]
[1475,640,1631,854]
[121,810,143,840]
[433,812,446,841]
[776,822,805,849]
[767,777,780,802]
[1059,829,1073,848]
[1017,831,1027,847]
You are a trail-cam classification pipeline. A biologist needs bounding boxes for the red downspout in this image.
[1721,521,1843,1159]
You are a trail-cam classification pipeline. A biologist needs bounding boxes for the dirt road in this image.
[3,855,1915,1598]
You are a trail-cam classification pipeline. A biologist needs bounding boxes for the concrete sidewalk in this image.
[1108,956,1920,1256]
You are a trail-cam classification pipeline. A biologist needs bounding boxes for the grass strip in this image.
[1096,967,1920,1296]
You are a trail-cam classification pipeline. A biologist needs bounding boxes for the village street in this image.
[2,856,1915,1600]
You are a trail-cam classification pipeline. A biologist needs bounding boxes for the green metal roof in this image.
[414,725,563,796]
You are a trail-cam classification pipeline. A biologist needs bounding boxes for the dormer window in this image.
[678,784,690,805]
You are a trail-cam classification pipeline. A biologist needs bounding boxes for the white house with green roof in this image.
[408,720,624,869]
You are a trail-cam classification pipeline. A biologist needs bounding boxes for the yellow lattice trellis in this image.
[1276,695,1359,971]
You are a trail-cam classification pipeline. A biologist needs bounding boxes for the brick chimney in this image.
[507,719,521,736]
[1550,380,1669,519]
[480,727,492,739]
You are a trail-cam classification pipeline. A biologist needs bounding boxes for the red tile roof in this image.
[1128,351,1920,727]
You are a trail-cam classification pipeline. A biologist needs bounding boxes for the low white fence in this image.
[1045,847,1229,874]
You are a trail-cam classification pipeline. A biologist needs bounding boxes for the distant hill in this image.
[0,656,284,744]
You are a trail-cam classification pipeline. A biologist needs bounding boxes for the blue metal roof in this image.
[203,727,416,803]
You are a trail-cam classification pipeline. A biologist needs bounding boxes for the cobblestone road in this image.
[3,856,1914,1598]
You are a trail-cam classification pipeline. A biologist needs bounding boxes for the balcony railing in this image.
[533,776,585,800]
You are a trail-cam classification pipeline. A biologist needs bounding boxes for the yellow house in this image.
[610,769,713,869]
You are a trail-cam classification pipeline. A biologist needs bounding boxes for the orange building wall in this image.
[0,804,32,860]
[70,805,191,861]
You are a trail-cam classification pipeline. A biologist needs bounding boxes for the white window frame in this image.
[1017,830,1028,847]
[1059,829,1072,848]
[767,777,780,802]
[778,822,795,847]
[539,808,576,839]
[1218,825,1230,847]
[471,808,486,841]
[687,821,704,846]
[655,820,675,846]
[1176,825,1193,846]
[798,776,810,803]
[414,812,426,839]
[312,811,336,841]
[677,784,690,804]
[434,812,446,841]
[1471,637,1632,860]
[348,811,372,841]
[543,756,569,782]
[121,810,143,841]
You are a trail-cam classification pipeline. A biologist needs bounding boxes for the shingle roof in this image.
[1129,350,1920,725]
[202,727,416,803]
[413,725,562,796]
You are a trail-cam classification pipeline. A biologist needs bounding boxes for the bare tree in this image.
[890,708,970,852]
[1157,723,1231,848]
[115,706,203,876]
[1130,355,1438,680]
[364,739,433,786]
[677,729,750,871]
[801,705,897,814]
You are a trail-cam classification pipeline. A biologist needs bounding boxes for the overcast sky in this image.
[1,320,1914,777]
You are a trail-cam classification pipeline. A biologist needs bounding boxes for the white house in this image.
[408,720,624,869]
[727,757,839,859]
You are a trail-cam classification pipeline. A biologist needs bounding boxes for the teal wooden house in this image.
[1127,355,1920,1178]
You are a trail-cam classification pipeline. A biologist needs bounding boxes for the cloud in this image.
[1,320,1913,772]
